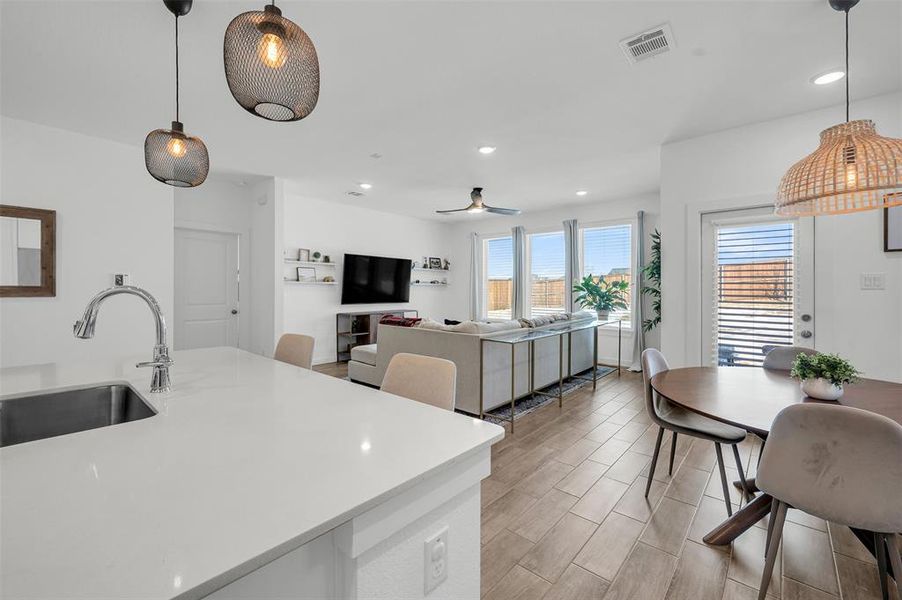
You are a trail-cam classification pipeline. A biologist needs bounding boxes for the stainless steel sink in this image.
[0,383,157,448]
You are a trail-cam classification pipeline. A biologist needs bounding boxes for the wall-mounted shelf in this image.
[284,280,337,286]
[412,267,449,273]
[411,282,448,287]
[284,260,337,268]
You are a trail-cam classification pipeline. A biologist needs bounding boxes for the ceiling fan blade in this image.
[435,207,471,214]
[485,206,521,215]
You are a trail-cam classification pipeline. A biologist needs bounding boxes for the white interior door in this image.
[701,207,814,367]
[174,228,240,350]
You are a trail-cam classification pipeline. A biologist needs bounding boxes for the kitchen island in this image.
[0,347,504,599]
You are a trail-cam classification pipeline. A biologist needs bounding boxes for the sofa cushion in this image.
[350,343,378,366]
[379,314,422,327]
[416,318,522,334]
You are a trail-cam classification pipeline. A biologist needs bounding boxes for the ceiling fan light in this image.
[145,121,210,188]
[223,4,320,122]
[776,120,902,216]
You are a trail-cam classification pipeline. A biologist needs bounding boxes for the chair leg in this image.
[764,497,779,557]
[885,533,902,600]
[876,533,889,600]
[714,443,733,517]
[668,432,678,476]
[757,500,787,600]
[645,426,665,498]
[731,443,752,503]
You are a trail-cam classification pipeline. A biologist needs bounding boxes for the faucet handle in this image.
[136,358,174,369]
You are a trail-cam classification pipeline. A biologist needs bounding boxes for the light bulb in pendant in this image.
[843,145,857,188]
[167,136,188,158]
[258,32,287,69]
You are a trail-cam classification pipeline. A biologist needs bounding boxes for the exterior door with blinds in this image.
[701,207,814,367]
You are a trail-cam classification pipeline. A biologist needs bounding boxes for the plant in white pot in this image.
[572,274,629,320]
[790,352,861,401]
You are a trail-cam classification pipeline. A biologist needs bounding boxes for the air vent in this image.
[619,23,674,64]
[346,190,365,197]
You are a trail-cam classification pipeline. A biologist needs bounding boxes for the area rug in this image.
[482,366,615,425]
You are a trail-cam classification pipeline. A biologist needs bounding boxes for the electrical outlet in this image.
[114,273,130,287]
[424,526,448,595]
[860,272,885,290]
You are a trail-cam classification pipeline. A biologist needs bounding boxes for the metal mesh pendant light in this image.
[775,0,902,216]
[145,0,209,188]
[223,3,320,122]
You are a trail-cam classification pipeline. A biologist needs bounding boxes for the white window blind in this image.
[713,222,795,367]
[581,224,632,320]
[529,231,565,316]
[484,236,513,320]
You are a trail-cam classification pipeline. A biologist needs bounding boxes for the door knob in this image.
[801,314,812,322]
[231,309,239,315]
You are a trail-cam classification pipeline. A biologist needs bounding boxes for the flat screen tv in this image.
[341,254,412,304]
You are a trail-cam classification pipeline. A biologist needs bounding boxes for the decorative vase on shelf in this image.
[596,309,610,320]
[800,378,844,401]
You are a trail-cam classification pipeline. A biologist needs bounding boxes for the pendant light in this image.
[775,0,902,216]
[144,0,209,188]
[223,1,320,122]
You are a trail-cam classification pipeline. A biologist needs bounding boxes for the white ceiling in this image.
[2,1,900,219]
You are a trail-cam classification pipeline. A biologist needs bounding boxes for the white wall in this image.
[660,92,902,381]
[282,194,455,365]
[251,178,284,358]
[443,193,662,364]
[0,117,174,368]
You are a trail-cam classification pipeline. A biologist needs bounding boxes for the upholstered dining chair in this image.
[381,353,456,411]
[641,349,751,516]
[756,403,902,600]
[274,334,315,370]
[762,345,817,370]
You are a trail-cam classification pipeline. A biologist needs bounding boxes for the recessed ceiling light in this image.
[359,183,373,190]
[812,70,845,85]
[576,190,588,196]
[477,146,496,155]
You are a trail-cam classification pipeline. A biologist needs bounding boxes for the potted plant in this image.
[572,274,629,320]
[641,229,661,332]
[790,352,861,400]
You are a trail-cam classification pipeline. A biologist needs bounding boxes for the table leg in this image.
[510,343,516,434]
[703,493,773,545]
[558,333,564,408]
[733,477,760,495]
[592,325,599,391]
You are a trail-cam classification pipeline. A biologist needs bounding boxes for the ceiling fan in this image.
[436,188,521,216]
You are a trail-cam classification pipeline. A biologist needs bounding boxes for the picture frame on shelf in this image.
[885,204,902,252]
[428,257,443,269]
[298,248,311,262]
[297,267,316,282]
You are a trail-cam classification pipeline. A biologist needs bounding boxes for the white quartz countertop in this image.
[0,347,504,600]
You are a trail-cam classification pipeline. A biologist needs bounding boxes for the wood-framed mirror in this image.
[0,205,56,297]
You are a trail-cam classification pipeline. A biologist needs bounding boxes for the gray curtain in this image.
[629,211,646,371]
[563,219,580,312]
[511,226,526,319]
[469,232,483,320]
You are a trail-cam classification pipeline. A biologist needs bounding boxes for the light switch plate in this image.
[424,526,448,595]
[860,273,885,290]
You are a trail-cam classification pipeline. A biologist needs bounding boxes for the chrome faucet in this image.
[74,285,173,393]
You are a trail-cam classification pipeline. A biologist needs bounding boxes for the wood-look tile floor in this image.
[315,363,898,600]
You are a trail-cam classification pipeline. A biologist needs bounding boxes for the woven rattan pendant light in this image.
[144,0,209,188]
[223,1,320,122]
[775,0,902,216]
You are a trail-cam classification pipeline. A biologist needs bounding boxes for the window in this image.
[484,236,513,320]
[581,224,632,321]
[528,231,566,317]
[713,222,795,367]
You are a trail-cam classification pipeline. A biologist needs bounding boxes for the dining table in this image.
[650,366,902,566]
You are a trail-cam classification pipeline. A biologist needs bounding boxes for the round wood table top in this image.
[650,367,902,437]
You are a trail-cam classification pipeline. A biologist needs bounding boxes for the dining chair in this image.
[381,353,456,411]
[756,403,902,600]
[641,349,751,516]
[762,345,817,370]
[274,333,315,370]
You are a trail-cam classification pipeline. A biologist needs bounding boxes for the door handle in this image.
[231,309,239,315]
[800,330,812,338]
